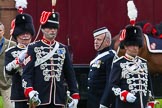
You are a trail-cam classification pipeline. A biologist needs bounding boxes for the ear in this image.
[105,38,111,46]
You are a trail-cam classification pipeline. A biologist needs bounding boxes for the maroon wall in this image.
[25,0,162,64]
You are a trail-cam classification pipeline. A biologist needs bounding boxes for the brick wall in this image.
[0,0,17,39]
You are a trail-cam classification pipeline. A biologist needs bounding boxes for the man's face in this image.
[0,25,4,39]
[17,33,32,45]
[125,45,139,57]
[42,28,58,40]
[94,33,109,51]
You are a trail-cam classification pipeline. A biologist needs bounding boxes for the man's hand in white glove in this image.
[120,90,136,103]
[29,90,41,106]
[18,49,27,63]
[126,92,136,103]
[99,104,108,108]
[68,98,78,108]
[6,58,20,71]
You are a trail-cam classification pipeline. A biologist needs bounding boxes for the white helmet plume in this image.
[52,0,57,12]
[15,0,28,14]
[127,0,137,25]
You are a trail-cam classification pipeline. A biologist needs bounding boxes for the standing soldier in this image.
[109,1,153,108]
[21,6,80,108]
[87,27,117,108]
[109,25,153,108]
[5,0,35,107]
[0,22,16,108]
[5,13,35,108]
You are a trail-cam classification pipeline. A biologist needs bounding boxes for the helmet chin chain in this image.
[97,34,106,51]
[41,29,57,39]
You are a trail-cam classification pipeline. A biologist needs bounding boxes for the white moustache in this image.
[22,37,31,40]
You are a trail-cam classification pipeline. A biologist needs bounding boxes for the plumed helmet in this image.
[12,13,35,40]
[123,25,143,48]
[40,11,59,29]
[119,1,143,49]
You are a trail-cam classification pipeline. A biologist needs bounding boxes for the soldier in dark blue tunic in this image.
[5,13,35,108]
[22,11,80,108]
[87,27,117,108]
[109,25,153,108]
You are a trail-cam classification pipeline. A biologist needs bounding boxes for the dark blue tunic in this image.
[87,47,116,108]
[22,40,79,107]
[109,55,152,108]
[5,45,28,101]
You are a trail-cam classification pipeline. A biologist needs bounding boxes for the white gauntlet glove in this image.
[68,99,78,108]
[18,50,27,63]
[120,90,136,103]
[126,92,136,103]
[6,50,27,72]
[6,59,19,71]
[99,104,108,108]
[29,90,41,106]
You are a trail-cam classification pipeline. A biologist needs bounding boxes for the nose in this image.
[94,39,98,43]
[24,33,27,37]
[50,28,57,33]
[133,46,139,50]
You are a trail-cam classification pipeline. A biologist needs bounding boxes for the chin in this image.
[46,36,55,40]
[132,54,137,57]
[94,47,98,50]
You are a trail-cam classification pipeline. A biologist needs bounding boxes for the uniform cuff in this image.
[72,93,80,99]
[24,87,33,98]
